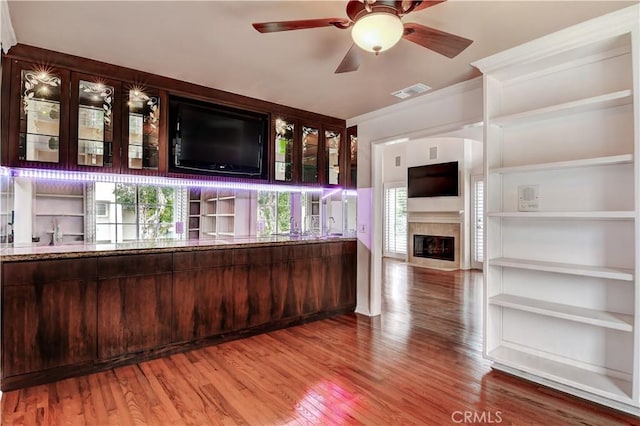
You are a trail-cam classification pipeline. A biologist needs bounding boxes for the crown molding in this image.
[471,4,639,74]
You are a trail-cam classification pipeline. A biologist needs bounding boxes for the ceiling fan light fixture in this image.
[351,12,404,54]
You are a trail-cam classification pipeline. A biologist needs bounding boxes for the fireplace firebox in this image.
[413,235,455,261]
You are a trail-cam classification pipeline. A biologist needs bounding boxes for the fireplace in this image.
[413,234,455,262]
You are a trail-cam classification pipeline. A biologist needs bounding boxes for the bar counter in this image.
[0,237,357,391]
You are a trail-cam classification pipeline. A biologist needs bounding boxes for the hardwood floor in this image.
[2,259,639,425]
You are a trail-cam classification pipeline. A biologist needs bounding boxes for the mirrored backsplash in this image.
[0,174,357,248]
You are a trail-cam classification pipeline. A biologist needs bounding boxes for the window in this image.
[96,202,108,217]
[95,182,176,243]
[473,178,484,264]
[384,184,407,256]
[256,191,291,237]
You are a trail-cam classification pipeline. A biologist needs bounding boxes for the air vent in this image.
[391,83,431,99]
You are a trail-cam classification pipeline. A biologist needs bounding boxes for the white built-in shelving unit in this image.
[472,4,640,415]
[187,188,241,239]
[33,181,87,244]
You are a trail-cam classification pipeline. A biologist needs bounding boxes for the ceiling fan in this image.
[252,0,473,74]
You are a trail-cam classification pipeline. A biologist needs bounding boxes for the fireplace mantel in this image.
[407,211,463,224]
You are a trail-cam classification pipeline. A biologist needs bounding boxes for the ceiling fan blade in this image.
[403,23,472,58]
[412,0,447,12]
[335,44,362,74]
[252,18,351,33]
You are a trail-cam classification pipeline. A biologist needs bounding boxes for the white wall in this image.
[347,77,484,316]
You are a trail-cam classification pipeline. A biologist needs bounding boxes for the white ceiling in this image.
[7,1,637,119]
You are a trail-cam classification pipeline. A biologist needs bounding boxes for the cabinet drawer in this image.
[98,253,172,278]
[3,258,97,286]
[173,249,233,271]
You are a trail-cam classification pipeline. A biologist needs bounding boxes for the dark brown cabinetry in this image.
[1,240,356,391]
[2,258,97,377]
[270,117,351,186]
[2,45,345,183]
[97,253,173,358]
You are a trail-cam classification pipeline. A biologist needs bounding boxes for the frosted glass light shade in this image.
[351,12,404,53]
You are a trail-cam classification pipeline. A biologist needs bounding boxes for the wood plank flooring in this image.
[2,259,640,425]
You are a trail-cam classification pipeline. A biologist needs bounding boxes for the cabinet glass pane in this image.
[19,70,62,163]
[274,118,294,182]
[325,130,342,185]
[77,80,114,167]
[128,90,160,169]
[302,126,319,183]
[349,133,357,187]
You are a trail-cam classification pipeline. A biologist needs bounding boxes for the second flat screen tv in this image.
[169,96,268,179]
[407,161,459,198]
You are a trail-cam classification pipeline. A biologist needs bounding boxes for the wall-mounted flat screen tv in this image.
[407,161,459,198]
[169,96,268,179]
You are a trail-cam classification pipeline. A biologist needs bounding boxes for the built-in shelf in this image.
[489,257,634,281]
[214,213,234,217]
[490,154,633,174]
[218,196,235,201]
[492,90,632,127]
[489,294,633,332]
[487,211,635,219]
[489,346,634,403]
[217,232,234,236]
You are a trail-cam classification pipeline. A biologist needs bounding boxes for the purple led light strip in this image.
[9,167,328,193]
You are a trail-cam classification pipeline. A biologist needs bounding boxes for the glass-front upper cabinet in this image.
[274,117,295,182]
[325,129,342,186]
[346,126,357,188]
[10,61,70,167]
[124,88,161,172]
[301,125,319,184]
[70,74,121,170]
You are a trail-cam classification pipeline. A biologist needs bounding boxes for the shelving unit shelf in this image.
[487,211,635,219]
[489,257,633,281]
[492,90,632,127]
[489,294,633,332]
[473,4,639,415]
[489,346,634,404]
[490,154,633,174]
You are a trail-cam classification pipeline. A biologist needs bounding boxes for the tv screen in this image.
[407,161,459,198]
[169,97,268,178]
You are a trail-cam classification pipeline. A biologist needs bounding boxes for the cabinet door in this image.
[2,258,97,377]
[301,124,320,184]
[122,87,166,174]
[346,126,358,188]
[97,254,172,358]
[340,241,357,308]
[324,127,343,186]
[273,117,297,183]
[69,73,122,171]
[233,247,274,329]
[8,60,70,168]
[172,249,235,342]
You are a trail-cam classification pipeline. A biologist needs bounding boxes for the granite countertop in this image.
[0,235,357,262]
